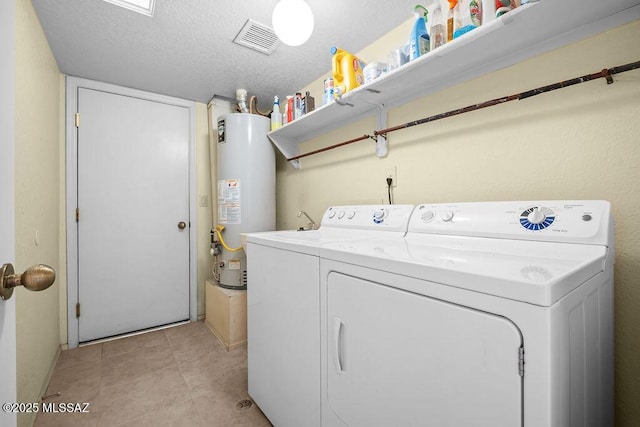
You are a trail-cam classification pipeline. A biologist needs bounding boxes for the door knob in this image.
[0,263,56,301]
[178,221,187,230]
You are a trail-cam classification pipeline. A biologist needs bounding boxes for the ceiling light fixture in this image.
[101,0,156,17]
[272,0,314,47]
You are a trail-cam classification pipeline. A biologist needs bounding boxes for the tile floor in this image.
[35,321,272,427]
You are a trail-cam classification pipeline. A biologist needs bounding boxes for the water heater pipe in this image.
[236,89,249,113]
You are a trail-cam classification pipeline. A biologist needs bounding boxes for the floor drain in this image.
[236,399,252,410]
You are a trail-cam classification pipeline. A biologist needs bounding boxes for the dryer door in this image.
[327,272,523,427]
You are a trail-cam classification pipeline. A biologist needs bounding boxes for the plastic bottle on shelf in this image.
[447,0,458,42]
[294,93,303,119]
[495,0,512,17]
[409,4,430,61]
[330,46,366,96]
[270,96,282,131]
[303,91,315,113]
[286,95,294,123]
[453,0,481,38]
[430,4,446,50]
[283,96,292,125]
[481,0,496,24]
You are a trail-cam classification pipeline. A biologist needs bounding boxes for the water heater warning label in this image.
[218,179,241,224]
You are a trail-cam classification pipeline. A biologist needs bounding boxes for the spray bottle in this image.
[270,96,282,131]
[430,3,446,50]
[453,0,481,39]
[409,4,430,61]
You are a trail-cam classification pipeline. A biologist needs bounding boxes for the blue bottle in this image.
[409,4,430,61]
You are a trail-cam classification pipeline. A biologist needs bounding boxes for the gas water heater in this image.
[214,113,275,289]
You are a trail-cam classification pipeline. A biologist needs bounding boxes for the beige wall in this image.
[278,20,640,426]
[196,102,214,317]
[14,0,62,426]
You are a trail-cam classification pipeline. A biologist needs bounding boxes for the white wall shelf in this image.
[267,0,640,168]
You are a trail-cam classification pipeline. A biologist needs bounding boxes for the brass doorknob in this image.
[0,263,56,301]
[178,221,187,230]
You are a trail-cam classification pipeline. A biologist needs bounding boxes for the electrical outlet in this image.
[384,166,397,187]
[199,195,209,207]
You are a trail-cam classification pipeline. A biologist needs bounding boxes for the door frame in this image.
[65,76,197,348]
[0,0,17,424]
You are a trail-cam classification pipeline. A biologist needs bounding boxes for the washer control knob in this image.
[527,208,546,225]
[347,210,356,219]
[441,211,454,222]
[328,210,336,219]
[372,208,386,222]
[337,210,346,219]
[421,211,435,222]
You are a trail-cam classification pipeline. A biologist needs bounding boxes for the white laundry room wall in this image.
[276,19,640,426]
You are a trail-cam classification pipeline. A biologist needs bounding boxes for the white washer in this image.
[319,201,614,427]
[245,204,415,427]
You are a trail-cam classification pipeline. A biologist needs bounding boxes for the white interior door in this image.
[76,88,190,342]
[326,272,523,427]
[0,1,17,424]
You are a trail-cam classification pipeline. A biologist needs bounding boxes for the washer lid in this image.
[320,234,608,306]
[245,228,398,256]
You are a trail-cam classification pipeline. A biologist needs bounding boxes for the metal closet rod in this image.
[287,59,640,163]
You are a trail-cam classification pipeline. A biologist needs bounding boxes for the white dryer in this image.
[319,201,614,427]
[245,204,415,427]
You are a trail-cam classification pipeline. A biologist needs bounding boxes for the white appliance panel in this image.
[326,272,523,427]
[409,200,612,246]
[247,243,320,427]
[245,204,415,427]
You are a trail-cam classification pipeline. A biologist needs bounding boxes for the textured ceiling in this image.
[31,0,417,109]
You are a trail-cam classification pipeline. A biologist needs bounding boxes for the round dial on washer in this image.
[328,210,336,219]
[441,211,454,222]
[372,208,386,223]
[347,210,356,219]
[421,210,435,222]
[337,210,346,219]
[520,206,555,230]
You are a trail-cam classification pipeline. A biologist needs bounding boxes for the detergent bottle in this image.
[330,47,366,96]
[453,0,481,38]
[409,4,430,61]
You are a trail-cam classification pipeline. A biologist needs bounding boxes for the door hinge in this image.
[75,302,80,318]
[75,113,80,128]
[75,208,80,222]
[518,347,525,377]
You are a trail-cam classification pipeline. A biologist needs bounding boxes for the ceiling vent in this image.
[233,19,280,55]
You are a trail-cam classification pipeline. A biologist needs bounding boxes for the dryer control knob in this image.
[372,208,386,221]
[441,211,454,222]
[527,208,546,225]
[347,210,356,219]
[328,210,336,219]
[337,210,346,219]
